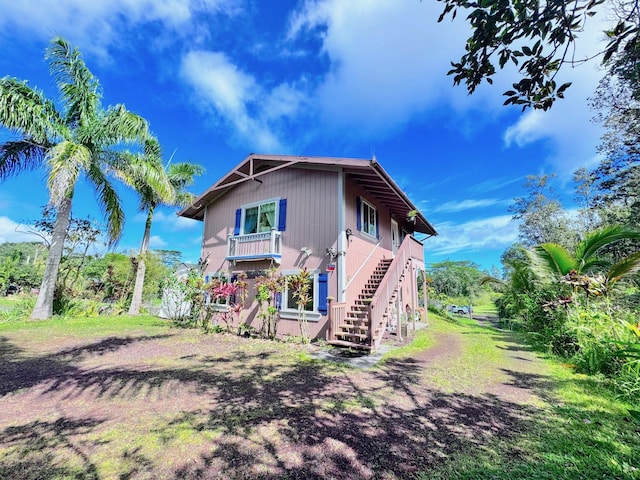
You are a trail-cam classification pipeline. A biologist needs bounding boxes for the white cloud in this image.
[0,0,240,56]
[502,13,610,179]
[0,216,45,244]
[180,50,304,151]
[427,215,518,255]
[152,211,202,231]
[286,0,496,137]
[149,235,168,248]
[434,198,511,213]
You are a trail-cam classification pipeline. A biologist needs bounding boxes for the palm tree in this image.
[0,37,172,319]
[528,225,640,296]
[127,161,204,315]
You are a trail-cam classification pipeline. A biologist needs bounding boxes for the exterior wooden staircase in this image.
[329,258,394,350]
[327,235,425,353]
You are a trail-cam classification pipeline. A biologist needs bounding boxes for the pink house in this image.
[179,154,437,351]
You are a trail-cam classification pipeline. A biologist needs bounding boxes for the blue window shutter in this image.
[278,198,287,231]
[375,210,380,239]
[276,291,282,311]
[356,197,362,231]
[318,273,328,314]
[234,208,242,235]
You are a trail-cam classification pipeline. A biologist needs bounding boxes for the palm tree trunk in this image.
[128,208,153,315]
[31,196,72,320]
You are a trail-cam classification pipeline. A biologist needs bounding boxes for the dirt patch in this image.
[0,319,553,479]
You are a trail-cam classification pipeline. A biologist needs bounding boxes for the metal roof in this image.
[178,153,437,236]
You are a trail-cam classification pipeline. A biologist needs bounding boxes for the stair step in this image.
[327,340,372,350]
[344,315,367,321]
[336,332,369,341]
[339,324,368,332]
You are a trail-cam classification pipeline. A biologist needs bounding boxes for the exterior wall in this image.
[342,180,394,307]
[197,164,424,341]
[201,166,340,338]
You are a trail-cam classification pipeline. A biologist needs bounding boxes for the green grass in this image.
[0,312,168,335]
[416,315,640,479]
[1,313,638,479]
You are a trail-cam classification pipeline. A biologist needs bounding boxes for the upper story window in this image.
[234,198,287,236]
[360,198,377,238]
[244,200,276,234]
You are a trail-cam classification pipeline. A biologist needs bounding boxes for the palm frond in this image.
[0,77,65,142]
[575,225,640,263]
[46,141,90,206]
[101,105,153,146]
[606,250,640,290]
[528,243,576,279]
[168,162,205,190]
[174,191,197,208]
[0,140,48,179]
[479,275,504,287]
[46,37,100,128]
[86,163,124,246]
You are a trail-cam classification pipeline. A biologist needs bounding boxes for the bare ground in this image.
[0,317,553,479]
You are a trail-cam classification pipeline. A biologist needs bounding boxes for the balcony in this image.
[226,230,282,264]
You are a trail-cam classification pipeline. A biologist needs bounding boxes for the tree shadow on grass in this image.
[2,326,635,479]
[0,334,175,397]
[0,417,104,480]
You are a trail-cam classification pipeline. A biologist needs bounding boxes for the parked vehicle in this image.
[449,304,471,315]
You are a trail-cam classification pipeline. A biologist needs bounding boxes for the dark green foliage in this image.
[0,242,46,292]
[154,249,182,269]
[428,260,485,300]
[436,0,637,110]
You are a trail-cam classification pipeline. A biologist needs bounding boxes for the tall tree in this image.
[510,174,577,248]
[128,161,204,315]
[436,0,640,109]
[0,37,172,319]
[590,30,640,233]
[573,167,600,233]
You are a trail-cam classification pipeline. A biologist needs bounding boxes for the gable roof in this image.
[178,153,437,236]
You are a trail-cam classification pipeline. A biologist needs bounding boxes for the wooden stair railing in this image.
[328,235,425,352]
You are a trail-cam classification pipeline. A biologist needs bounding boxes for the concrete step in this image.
[327,339,372,350]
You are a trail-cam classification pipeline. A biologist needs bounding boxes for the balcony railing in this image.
[226,230,282,263]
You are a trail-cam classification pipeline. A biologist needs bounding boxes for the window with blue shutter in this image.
[356,197,362,231]
[278,198,287,231]
[235,198,286,235]
[318,273,328,314]
[234,208,242,235]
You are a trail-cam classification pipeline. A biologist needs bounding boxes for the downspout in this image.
[337,169,346,303]
[202,205,208,271]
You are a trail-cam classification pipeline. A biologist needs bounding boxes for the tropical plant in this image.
[288,268,313,344]
[255,268,284,339]
[528,225,640,297]
[128,161,204,315]
[0,37,172,319]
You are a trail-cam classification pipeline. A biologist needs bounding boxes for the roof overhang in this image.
[178,153,437,236]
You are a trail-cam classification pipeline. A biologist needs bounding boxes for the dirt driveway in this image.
[0,316,553,479]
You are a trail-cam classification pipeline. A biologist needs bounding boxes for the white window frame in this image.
[240,197,280,235]
[204,273,233,312]
[279,269,322,321]
[360,198,377,239]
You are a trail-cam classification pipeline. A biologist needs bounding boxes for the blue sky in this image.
[0,0,608,271]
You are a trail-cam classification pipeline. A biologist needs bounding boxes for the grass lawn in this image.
[0,313,638,479]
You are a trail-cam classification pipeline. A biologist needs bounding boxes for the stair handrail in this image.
[368,235,424,350]
[342,237,384,294]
